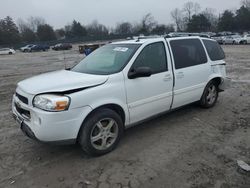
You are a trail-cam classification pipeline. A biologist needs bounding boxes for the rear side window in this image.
[202,39,225,61]
[132,42,168,74]
[170,39,207,69]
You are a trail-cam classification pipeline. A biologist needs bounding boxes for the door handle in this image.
[163,74,172,81]
[176,72,184,79]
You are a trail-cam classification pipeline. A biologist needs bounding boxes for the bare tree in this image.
[202,8,218,31]
[17,18,37,42]
[183,1,201,22]
[241,0,250,8]
[141,13,157,34]
[171,8,184,31]
[115,22,133,35]
[27,16,45,32]
[87,20,109,36]
[193,2,201,15]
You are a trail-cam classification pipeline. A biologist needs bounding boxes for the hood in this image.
[18,70,108,95]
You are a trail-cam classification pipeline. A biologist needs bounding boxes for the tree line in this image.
[171,0,250,33]
[1,0,250,46]
[0,14,174,46]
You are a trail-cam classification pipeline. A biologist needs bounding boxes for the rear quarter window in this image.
[202,39,225,61]
[170,39,207,69]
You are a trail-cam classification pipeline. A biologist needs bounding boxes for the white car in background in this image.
[223,35,247,45]
[0,48,15,55]
[20,44,34,52]
[244,34,250,44]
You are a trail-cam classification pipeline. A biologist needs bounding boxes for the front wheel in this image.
[200,81,219,108]
[78,108,124,156]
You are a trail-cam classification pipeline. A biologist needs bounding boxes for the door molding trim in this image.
[128,92,172,109]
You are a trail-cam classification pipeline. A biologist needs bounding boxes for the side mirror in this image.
[128,67,152,79]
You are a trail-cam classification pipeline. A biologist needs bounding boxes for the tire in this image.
[200,81,219,108]
[9,52,12,55]
[78,108,124,156]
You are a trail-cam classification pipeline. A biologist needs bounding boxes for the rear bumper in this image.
[219,77,232,91]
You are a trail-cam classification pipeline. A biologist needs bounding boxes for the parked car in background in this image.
[30,44,50,52]
[244,34,250,44]
[223,35,247,45]
[78,43,106,55]
[211,35,223,44]
[20,44,34,52]
[13,36,230,156]
[52,43,72,51]
[0,48,15,55]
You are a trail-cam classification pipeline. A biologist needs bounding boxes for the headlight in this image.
[33,94,70,112]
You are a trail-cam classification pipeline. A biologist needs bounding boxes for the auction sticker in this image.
[113,47,128,52]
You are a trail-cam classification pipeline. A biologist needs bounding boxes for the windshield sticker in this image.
[113,47,128,52]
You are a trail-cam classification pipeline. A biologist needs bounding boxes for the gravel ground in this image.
[0,45,249,188]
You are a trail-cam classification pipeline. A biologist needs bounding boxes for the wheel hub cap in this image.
[90,118,118,150]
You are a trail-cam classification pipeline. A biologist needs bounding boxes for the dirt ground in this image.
[0,45,249,188]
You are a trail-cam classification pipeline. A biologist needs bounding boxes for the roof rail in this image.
[133,35,161,42]
[165,32,211,39]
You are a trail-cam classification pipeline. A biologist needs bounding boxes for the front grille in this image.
[15,103,31,119]
[16,93,28,105]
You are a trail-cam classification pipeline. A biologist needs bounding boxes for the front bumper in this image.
[12,94,92,142]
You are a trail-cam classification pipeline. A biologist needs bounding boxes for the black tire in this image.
[78,108,124,156]
[9,52,12,55]
[200,81,219,108]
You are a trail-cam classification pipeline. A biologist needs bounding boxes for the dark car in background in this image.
[30,44,50,52]
[52,43,72,51]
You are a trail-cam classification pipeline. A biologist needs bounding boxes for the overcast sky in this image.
[0,0,242,29]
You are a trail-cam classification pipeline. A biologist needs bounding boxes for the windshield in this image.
[72,44,140,75]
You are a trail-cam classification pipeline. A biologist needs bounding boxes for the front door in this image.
[124,42,173,124]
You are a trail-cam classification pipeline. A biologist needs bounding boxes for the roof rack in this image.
[133,35,161,42]
[132,33,211,42]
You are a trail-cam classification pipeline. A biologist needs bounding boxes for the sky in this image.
[0,0,242,29]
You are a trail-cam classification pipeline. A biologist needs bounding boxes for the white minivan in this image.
[12,37,230,155]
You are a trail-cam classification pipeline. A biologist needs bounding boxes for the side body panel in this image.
[122,40,174,124]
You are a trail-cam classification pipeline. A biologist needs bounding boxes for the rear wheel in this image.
[78,108,124,156]
[200,81,219,108]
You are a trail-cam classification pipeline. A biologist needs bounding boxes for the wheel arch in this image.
[209,77,222,87]
[76,103,126,141]
[205,76,224,93]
